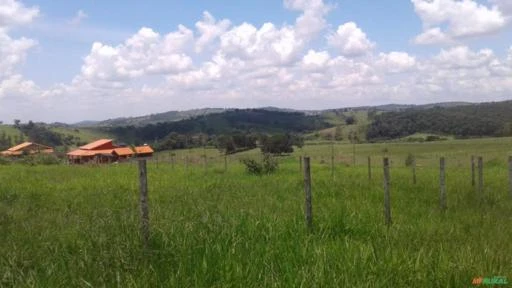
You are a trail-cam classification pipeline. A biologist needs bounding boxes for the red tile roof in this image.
[79,139,113,150]
[113,147,134,156]
[135,145,154,154]
[7,142,33,151]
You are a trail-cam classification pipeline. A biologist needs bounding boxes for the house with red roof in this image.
[67,139,148,164]
[1,142,54,157]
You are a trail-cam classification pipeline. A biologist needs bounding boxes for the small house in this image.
[1,142,54,156]
[67,139,135,164]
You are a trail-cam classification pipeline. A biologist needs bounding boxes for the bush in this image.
[262,153,278,174]
[425,135,441,142]
[241,159,263,175]
[241,153,278,175]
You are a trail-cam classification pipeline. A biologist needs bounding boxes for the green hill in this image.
[105,109,331,145]
[367,101,512,141]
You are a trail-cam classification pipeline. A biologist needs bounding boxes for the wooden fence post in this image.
[508,156,512,199]
[303,157,313,230]
[478,157,484,197]
[440,157,447,211]
[412,156,417,185]
[368,156,371,180]
[331,141,335,180]
[383,158,391,227]
[138,160,150,248]
[471,155,475,187]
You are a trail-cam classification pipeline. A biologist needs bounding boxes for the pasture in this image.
[1,137,512,287]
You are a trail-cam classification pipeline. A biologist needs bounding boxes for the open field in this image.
[1,137,512,287]
[0,125,22,139]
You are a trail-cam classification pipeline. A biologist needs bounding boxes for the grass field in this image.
[0,125,23,139]
[1,138,512,287]
[48,127,113,144]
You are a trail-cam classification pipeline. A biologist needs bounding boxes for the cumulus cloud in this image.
[0,31,36,78]
[284,0,331,39]
[412,0,506,44]
[413,27,453,45]
[433,46,494,69]
[327,22,374,56]
[0,0,40,115]
[78,26,194,83]
[0,0,39,28]
[377,52,417,73]
[2,0,512,122]
[195,11,231,53]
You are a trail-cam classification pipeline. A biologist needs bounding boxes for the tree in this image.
[260,134,294,155]
[13,119,21,128]
[345,116,356,125]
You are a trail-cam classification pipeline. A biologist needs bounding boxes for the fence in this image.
[136,153,512,244]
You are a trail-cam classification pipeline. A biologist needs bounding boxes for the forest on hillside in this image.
[105,109,330,145]
[366,101,512,140]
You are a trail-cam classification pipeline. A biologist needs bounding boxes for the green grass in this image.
[49,127,113,144]
[1,137,512,287]
[0,125,22,139]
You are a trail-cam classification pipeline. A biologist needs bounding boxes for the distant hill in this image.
[83,108,228,127]
[75,102,473,128]
[367,101,512,140]
[104,109,331,144]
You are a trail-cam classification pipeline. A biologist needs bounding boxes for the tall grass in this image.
[1,138,512,287]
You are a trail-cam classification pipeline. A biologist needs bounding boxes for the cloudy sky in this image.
[1,0,511,123]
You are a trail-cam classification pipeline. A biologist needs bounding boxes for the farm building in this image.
[67,139,137,164]
[134,145,154,158]
[1,142,54,156]
[67,139,154,164]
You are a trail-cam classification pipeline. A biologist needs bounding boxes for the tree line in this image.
[106,109,330,147]
[366,101,512,140]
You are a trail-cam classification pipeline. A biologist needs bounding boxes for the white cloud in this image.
[413,27,453,45]
[412,0,506,44]
[285,0,331,40]
[2,0,512,122]
[490,0,512,16]
[79,26,194,83]
[70,9,88,26]
[195,11,231,53]
[433,46,494,69]
[327,22,374,56]
[0,30,36,78]
[219,22,303,65]
[0,74,38,99]
[302,49,330,69]
[377,52,416,73]
[0,0,39,28]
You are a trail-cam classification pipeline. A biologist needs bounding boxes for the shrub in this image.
[262,153,278,174]
[241,159,263,175]
[425,135,441,142]
[241,153,278,175]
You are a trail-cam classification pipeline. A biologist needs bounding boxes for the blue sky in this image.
[0,0,511,122]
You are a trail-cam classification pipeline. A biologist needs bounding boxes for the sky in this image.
[0,0,511,123]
